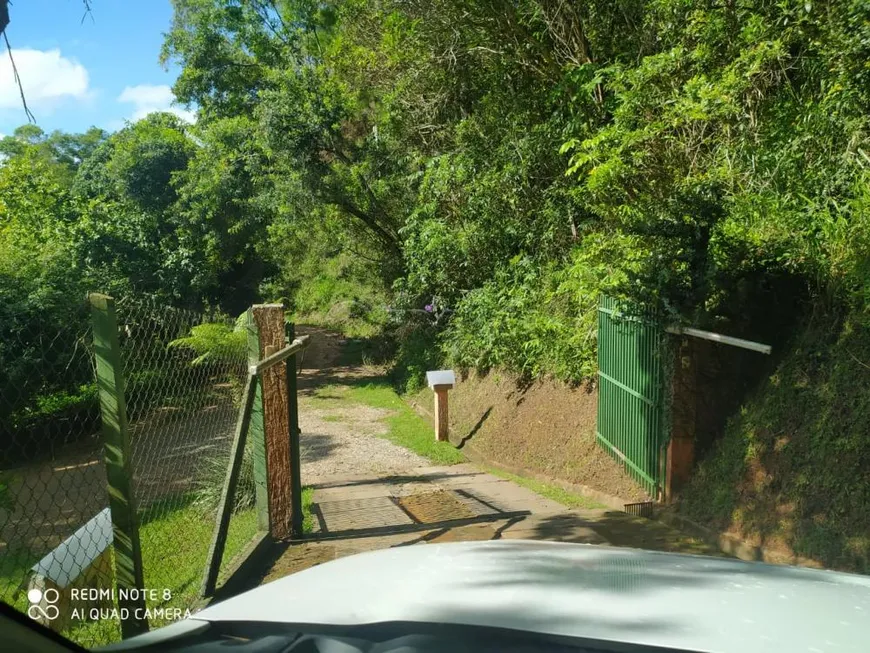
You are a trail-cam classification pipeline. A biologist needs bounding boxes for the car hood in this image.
[196,540,870,653]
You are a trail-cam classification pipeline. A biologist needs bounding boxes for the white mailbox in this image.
[426,369,456,389]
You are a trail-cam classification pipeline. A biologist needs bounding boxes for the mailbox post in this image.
[426,370,455,442]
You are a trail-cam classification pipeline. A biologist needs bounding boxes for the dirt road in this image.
[246,327,720,588]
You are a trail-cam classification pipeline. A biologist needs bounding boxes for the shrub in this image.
[443,254,599,383]
[167,316,247,366]
[193,439,256,515]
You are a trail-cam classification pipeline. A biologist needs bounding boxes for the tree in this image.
[173,115,274,312]
[72,113,199,304]
[0,125,108,175]
[162,0,404,257]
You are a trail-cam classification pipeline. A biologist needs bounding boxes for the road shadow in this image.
[306,484,530,542]
[520,512,722,557]
[297,368,386,395]
[299,433,338,464]
[310,471,487,491]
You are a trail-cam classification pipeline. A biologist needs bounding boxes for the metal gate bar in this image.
[596,296,665,497]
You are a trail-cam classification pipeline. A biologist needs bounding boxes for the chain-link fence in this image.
[0,294,257,648]
[0,298,115,646]
[114,296,254,630]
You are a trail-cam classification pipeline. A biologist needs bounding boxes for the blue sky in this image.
[0,0,192,136]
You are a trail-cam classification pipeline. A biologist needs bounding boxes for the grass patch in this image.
[345,383,464,465]
[138,497,258,627]
[320,414,345,423]
[310,381,464,465]
[304,387,349,410]
[0,496,260,648]
[486,467,607,510]
[302,486,315,534]
[0,545,36,612]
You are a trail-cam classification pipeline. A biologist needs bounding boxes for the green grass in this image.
[0,545,36,612]
[321,414,345,423]
[0,496,260,648]
[347,383,465,465]
[486,467,607,510]
[309,381,464,465]
[139,497,258,616]
[302,486,315,534]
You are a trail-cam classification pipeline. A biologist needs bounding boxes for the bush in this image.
[289,255,390,339]
[168,315,247,366]
[1,384,100,466]
[443,255,598,383]
[390,321,443,394]
[193,439,256,515]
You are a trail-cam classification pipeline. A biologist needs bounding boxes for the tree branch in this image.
[1,0,94,121]
[3,31,35,123]
[331,196,400,253]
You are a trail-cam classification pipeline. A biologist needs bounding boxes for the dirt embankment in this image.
[677,311,870,575]
[410,371,648,503]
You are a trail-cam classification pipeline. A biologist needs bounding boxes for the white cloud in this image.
[0,48,91,111]
[117,84,195,123]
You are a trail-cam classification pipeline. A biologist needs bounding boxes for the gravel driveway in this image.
[299,404,427,482]
[295,326,428,483]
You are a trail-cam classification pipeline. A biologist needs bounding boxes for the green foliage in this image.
[292,258,389,338]
[169,319,247,366]
[31,384,94,413]
[0,145,93,429]
[559,0,870,317]
[194,439,256,515]
[681,310,870,574]
[443,255,599,383]
[106,113,194,214]
[72,113,202,305]
[0,125,108,176]
[391,322,441,395]
[173,115,274,312]
[6,0,870,443]
[264,207,391,337]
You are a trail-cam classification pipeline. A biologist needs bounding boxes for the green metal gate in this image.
[596,296,667,498]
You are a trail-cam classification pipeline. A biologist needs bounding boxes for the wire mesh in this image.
[113,296,254,630]
[0,295,257,648]
[0,299,119,647]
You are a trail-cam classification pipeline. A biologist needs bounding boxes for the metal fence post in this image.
[89,293,148,638]
[286,322,302,538]
[246,308,270,533]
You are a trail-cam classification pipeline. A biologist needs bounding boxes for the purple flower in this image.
[424,304,434,313]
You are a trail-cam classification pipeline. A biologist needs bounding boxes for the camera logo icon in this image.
[27,588,60,621]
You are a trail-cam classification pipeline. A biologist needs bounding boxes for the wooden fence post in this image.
[666,337,697,501]
[201,373,259,597]
[246,309,270,533]
[251,305,293,539]
[89,293,148,638]
[434,386,450,442]
[286,322,303,538]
